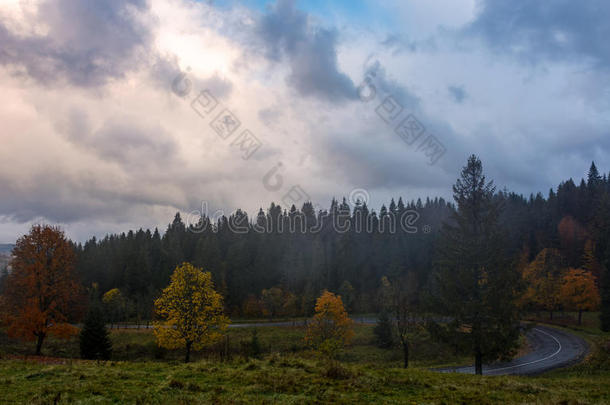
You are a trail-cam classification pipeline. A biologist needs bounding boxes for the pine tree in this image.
[338,280,355,313]
[592,193,610,331]
[587,162,603,222]
[79,306,112,360]
[373,310,394,349]
[601,259,610,332]
[435,155,521,375]
[582,239,601,283]
[588,162,602,189]
[248,329,261,358]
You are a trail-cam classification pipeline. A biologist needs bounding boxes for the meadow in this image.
[0,316,609,404]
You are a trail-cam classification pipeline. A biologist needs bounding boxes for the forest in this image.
[8,161,604,328]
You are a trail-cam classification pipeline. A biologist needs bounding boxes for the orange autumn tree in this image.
[304,290,354,358]
[560,268,600,325]
[1,225,82,355]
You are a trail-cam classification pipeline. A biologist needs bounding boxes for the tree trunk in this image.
[185,341,192,363]
[475,347,483,375]
[224,335,230,361]
[578,309,583,325]
[35,333,45,356]
[402,341,409,369]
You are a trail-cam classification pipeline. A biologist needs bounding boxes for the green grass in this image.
[0,320,608,404]
[1,355,609,404]
[524,310,603,335]
[0,323,472,366]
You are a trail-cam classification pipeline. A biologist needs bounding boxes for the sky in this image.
[0,0,609,243]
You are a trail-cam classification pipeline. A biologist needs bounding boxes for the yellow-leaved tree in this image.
[559,268,600,325]
[521,248,565,319]
[102,288,125,329]
[305,290,354,359]
[154,263,229,362]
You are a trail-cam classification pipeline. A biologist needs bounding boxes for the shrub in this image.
[79,306,112,360]
[304,290,354,359]
[249,329,261,358]
[373,310,394,349]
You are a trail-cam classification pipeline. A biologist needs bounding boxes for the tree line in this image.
[0,156,608,374]
[58,161,609,325]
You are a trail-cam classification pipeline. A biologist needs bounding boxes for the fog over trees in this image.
[42,159,607,334]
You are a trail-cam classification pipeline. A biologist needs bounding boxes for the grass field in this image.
[0,318,609,404]
[0,323,473,367]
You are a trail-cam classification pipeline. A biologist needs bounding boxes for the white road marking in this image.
[485,328,562,373]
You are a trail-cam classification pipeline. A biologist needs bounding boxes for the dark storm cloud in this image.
[381,34,418,53]
[0,169,159,223]
[362,59,420,111]
[59,111,179,170]
[465,0,610,67]
[257,0,357,102]
[448,85,467,103]
[258,0,307,61]
[311,61,468,192]
[150,56,234,98]
[380,34,437,56]
[0,0,152,86]
[317,129,454,191]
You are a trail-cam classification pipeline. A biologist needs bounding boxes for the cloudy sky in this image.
[0,0,609,243]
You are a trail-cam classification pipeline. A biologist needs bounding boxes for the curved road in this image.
[113,320,588,375]
[229,319,589,376]
[438,325,588,376]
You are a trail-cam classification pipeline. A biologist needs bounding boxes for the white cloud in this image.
[0,0,608,243]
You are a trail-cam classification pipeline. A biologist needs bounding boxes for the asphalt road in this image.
[111,319,588,375]
[437,325,588,376]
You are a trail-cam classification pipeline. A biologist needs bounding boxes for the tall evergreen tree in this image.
[588,162,602,189]
[373,309,394,349]
[600,257,610,332]
[79,305,112,360]
[594,193,610,331]
[434,155,521,375]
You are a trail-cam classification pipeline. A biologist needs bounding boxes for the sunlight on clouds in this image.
[152,0,240,78]
[0,0,608,242]
[0,0,48,36]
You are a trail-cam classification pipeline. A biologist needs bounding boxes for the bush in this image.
[249,329,261,358]
[324,361,352,380]
[152,342,167,359]
[79,306,112,360]
[373,310,394,349]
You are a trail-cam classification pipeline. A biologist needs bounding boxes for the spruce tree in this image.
[249,329,261,358]
[588,162,602,189]
[80,306,112,360]
[435,155,521,375]
[595,193,610,331]
[600,258,610,332]
[373,310,394,349]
